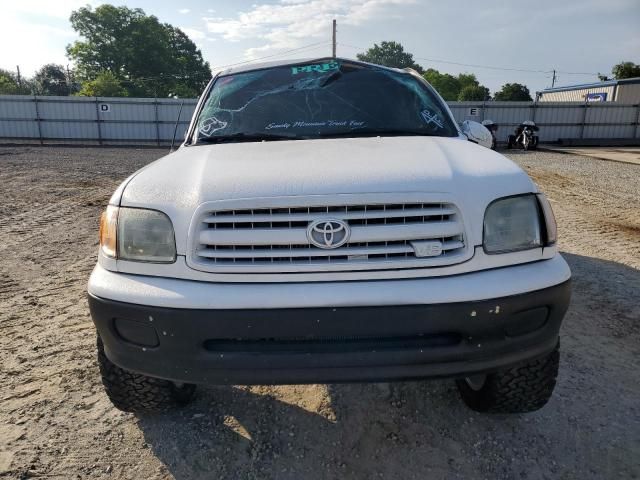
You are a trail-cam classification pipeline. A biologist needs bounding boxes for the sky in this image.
[1,0,639,95]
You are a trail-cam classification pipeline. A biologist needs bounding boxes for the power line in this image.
[555,70,602,76]
[414,56,551,74]
[337,42,600,77]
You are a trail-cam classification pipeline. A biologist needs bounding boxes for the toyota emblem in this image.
[307,219,350,249]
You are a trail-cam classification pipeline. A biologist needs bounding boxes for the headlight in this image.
[99,206,176,263]
[483,195,542,253]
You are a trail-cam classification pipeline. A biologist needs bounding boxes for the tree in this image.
[493,83,532,101]
[77,71,128,97]
[423,69,490,101]
[457,73,480,91]
[66,5,211,97]
[356,41,424,73]
[0,68,32,94]
[458,85,490,101]
[422,69,460,100]
[33,64,72,96]
[611,61,640,79]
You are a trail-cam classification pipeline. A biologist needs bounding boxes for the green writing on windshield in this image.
[291,61,339,75]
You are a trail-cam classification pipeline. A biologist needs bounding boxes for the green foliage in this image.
[422,69,459,101]
[356,41,424,73]
[0,68,32,94]
[33,64,72,96]
[611,61,640,79]
[493,83,532,101]
[457,73,479,91]
[77,71,128,97]
[66,4,211,97]
[423,69,490,101]
[458,85,490,101]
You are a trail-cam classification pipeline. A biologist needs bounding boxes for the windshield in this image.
[192,60,457,144]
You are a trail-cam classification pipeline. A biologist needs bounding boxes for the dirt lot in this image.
[1,146,638,480]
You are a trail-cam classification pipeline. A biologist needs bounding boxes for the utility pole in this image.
[332,19,337,58]
[551,69,557,88]
[16,65,22,87]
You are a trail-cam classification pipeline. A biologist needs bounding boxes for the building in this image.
[537,77,640,103]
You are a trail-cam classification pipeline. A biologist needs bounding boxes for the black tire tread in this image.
[456,345,559,414]
[97,336,196,413]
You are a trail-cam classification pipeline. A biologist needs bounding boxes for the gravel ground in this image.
[0,146,638,480]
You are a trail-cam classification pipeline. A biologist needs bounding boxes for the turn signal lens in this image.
[536,193,557,245]
[99,205,119,258]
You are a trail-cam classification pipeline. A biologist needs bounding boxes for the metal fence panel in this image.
[38,96,97,120]
[1,95,638,144]
[41,120,98,140]
[0,96,38,138]
[0,120,39,138]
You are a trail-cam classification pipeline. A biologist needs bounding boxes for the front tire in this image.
[97,336,196,413]
[456,343,559,413]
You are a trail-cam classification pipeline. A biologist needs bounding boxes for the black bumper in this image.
[89,280,571,385]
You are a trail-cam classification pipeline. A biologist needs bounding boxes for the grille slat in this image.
[202,206,456,224]
[199,221,463,246]
[198,240,464,259]
[190,201,468,273]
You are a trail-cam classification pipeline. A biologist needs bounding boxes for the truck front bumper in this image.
[88,256,571,385]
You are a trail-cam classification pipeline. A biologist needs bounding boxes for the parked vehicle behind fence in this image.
[508,120,539,150]
[481,119,499,150]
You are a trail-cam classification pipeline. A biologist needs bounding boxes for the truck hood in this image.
[119,136,536,253]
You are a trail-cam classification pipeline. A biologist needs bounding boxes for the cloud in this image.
[4,0,95,18]
[181,27,206,41]
[179,8,191,14]
[0,2,93,74]
[203,0,415,59]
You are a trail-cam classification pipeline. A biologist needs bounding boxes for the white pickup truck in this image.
[88,58,571,414]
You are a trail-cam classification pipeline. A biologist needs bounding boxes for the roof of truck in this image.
[214,57,406,76]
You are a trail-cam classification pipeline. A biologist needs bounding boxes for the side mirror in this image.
[461,120,493,149]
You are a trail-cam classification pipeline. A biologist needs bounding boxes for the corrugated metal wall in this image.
[616,84,640,103]
[1,95,638,144]
[449,101,640,142]
[537,85,616,102]
[0,96,197,145]
[538,84,640,103]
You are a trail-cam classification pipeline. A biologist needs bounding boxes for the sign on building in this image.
[585,93,607,102]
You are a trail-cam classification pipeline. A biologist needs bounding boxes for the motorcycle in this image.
[507,120,539,151]
[481,119,498,150]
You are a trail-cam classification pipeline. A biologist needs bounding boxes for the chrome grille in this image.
[189,202,469,273]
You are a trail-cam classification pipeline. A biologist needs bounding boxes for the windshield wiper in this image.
[317,129,439,139]
[197,132,296,144]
